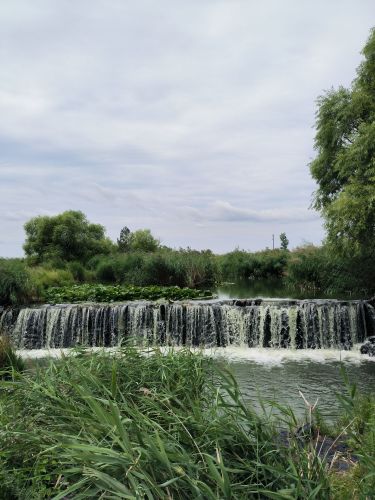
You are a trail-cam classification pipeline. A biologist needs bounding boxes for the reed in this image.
[0,334,24,375]
[0,347,332,499]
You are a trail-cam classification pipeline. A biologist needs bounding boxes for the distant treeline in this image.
[0,210,374,305]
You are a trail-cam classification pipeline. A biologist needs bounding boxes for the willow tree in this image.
[310,28,375,257]
[24,211,112,264]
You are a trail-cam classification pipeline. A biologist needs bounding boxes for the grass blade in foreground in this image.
[0,347,336,498]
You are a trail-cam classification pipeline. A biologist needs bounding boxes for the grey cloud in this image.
[179,201,319,224]
[0,0,373,255]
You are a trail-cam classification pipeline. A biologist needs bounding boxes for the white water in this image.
[17,344,375,364]
[2,298,374,350]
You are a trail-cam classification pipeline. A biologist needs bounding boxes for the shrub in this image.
[92,250,219,289]
[285,245,328,292]
[28,267,75,301]
[68,261,86,282]
[284,244,375,296]
[0,259,34,305]
[218,249,289,280]
[95,259,117,283]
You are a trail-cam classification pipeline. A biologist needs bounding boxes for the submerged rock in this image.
[360,338,375,356]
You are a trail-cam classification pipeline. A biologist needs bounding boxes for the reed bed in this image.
[0,346,363,499]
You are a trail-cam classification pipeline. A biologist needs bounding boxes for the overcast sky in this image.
[1,1,374,256]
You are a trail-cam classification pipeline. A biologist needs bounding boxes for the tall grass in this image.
[0,258,34,305]
[93,249,219,288]
[218,249,289,281]
[0,348,331,499]
[0,335,24,375]
[331,375,375,498]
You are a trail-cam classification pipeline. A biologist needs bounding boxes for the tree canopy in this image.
[117,226,132,252]
[24,211,112,263]
[279,232,289,251]
[128,229,160,253]
[310,28,375,256]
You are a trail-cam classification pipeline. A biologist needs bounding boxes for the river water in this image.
[11,278,375,423]
[212,281,375,421]
[215,278,365,300]
[18,346,375,423]
[227,351,375,422]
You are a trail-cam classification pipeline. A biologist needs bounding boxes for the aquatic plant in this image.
[0,335,24,375]
[44,283,215,303]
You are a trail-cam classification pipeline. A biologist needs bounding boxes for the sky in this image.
[1,1,374,256]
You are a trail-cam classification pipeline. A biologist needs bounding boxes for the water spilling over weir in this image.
[1,299,374,350]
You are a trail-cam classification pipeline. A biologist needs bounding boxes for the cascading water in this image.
[0,299,374,350]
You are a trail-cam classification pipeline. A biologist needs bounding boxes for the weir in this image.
[1,299,374,350]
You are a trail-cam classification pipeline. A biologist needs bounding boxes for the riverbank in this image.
[0,346,374,498]
[15,345,375,423]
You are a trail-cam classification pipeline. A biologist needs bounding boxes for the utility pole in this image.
[272,234,275,250]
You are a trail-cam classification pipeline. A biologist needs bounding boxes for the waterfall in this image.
[0,299,374,350]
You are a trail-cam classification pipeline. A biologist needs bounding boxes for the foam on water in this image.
[17,344,375,366]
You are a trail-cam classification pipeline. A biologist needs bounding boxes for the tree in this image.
[24,211,112,263]
[310,28,375,257]
[129,229,160,253]
[117,226,132,252]
[279,232,289,251]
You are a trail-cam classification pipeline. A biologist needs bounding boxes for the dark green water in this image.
[227,357,375,422]
[215,278,362,300]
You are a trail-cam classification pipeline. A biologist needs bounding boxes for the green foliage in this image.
[93,249,219,288]
[28,266,75,300]
[117,225,131,252]
[128,228,160,252]
[279,232,289,251]
[285,245,329,292]
[0,335,24,376]
[218,249,288,280]
[0,348,331,498]
[67,261,86,282]
[285,244,375,296]
[0,259,34,305]
[45,284,214,303]
[332,375,375,497]
[310,28,375,258]
[23,210,113,264]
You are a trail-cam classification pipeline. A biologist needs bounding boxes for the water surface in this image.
[215,278,365,300]
[19,346,375,423]
[221,349,375,422]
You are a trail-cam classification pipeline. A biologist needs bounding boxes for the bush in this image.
[218,249,289,280]
[68,261,86,282]
[285,244,375,296]
[285,245,329,292]
[92,250,219,288]
[0,259,34,305]
[95,259,117,283]
[28,266,75,302]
